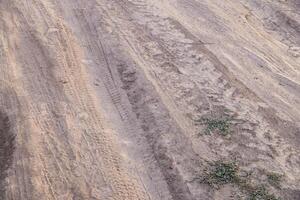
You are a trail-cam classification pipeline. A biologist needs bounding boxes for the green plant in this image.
[200,118,231,135]
[201,161,282,200]
[248,186,280,200]
[203,161,238,186]
[266,172,282,188]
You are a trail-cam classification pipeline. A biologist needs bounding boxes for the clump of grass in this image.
[266,172,282,188]
[201,161,281,200]
[200,118,231,135]
[203,161,238,186]
[248,186,280,200]
[237,177,281,200]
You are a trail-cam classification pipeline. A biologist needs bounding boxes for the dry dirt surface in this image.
[0,0,300,199]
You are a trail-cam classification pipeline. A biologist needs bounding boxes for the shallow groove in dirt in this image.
[117,62,197,200]
[0,112,15,199]
[0,0,300,199]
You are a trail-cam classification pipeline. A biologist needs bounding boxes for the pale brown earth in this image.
[0,0,299,199]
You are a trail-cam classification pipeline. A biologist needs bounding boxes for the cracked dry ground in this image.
[0,0,300,199]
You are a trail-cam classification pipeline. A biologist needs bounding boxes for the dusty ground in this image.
[0,0,299,199]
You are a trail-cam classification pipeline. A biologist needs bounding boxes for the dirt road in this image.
[0,0,299,199]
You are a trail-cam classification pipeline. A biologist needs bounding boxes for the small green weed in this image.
[200,118,231,135]
[201,161,281,200]
[248,186,280,200]
[267,172,282,188]
[203,161,238,186]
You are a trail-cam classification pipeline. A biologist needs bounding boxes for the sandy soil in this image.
[0,0,299,199]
